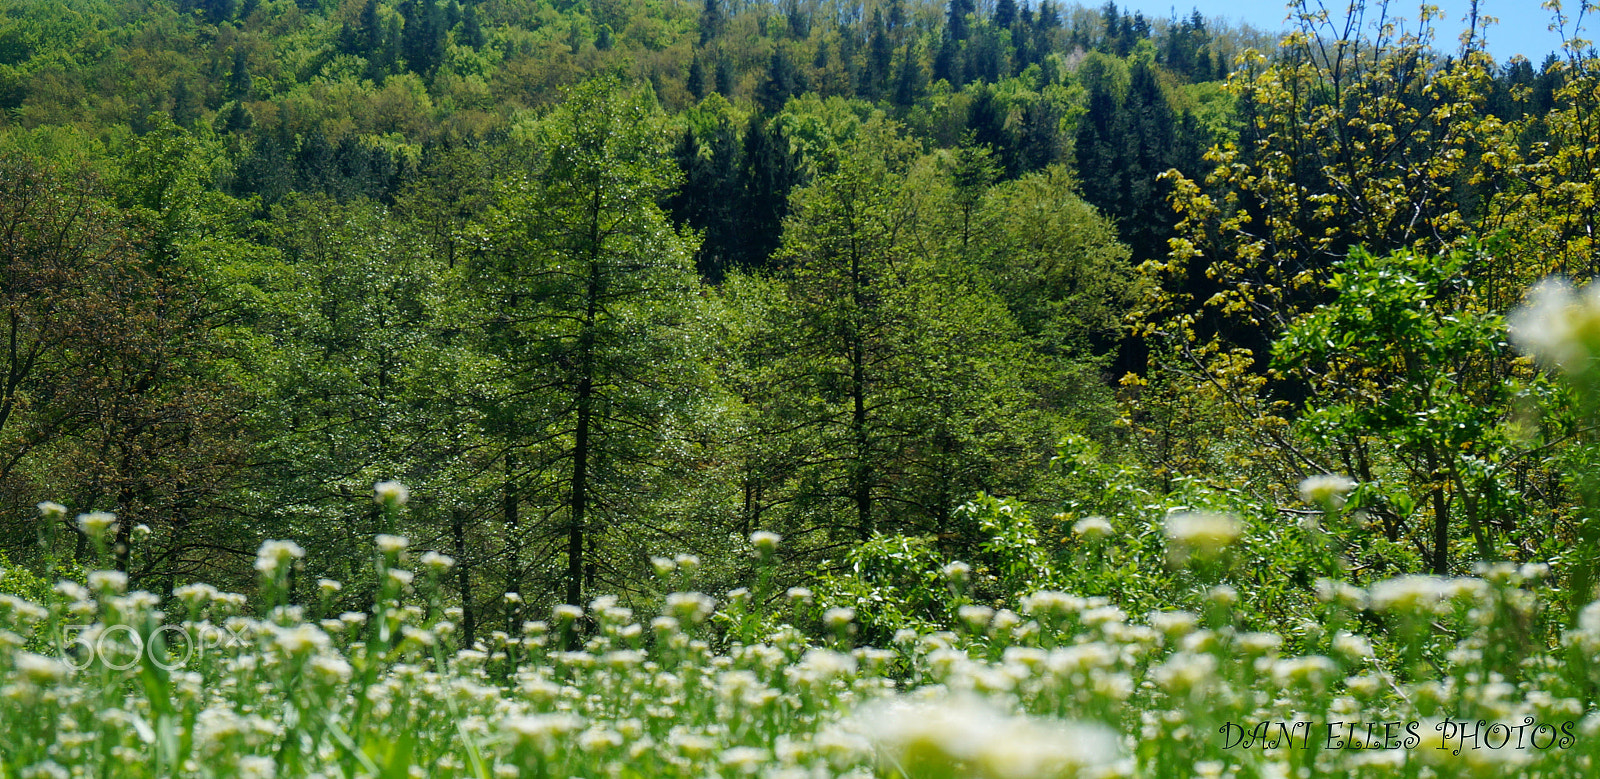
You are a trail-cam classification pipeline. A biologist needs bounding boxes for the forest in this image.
[4,0,1600,776]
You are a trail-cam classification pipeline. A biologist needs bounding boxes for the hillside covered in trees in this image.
[7,0,1600,776]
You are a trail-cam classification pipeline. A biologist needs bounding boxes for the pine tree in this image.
[460,4,485,48]
[699,0,723,45]
[715,55,736,96]
[946,0,974,42]
[866,10,893,99]
[734,115,797,269]
[227,48,251,102]
[757,47,800,113]
[688,53,709,100]
[995,0,1017,29]
[892,42,925,106]
[170,79,202,127]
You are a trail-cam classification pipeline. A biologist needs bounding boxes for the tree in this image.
[750,113,1050,559]
[1131,0,1505,497]
[0,155,140,552]
[1274,248,1520,576]
[226,47,251,102]
[668,97,743,279]
[0,147,251,588]
[473,78,714,610]
[733,113,799,270]
[758,46,801,113]
[946,0,974,42]
[699,0,723,45]
[687,53,708,100]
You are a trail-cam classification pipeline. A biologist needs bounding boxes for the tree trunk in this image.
[1426,445,1450,575]
[503,449,520,632]
[452,508,476,647]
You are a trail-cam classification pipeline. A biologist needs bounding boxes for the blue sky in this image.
[1114,1,1579,62]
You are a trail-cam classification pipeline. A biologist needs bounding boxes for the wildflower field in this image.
[5,484,1600,779]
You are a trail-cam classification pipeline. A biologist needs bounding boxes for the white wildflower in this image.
[76,512,117,537]
[1072,515,1114,541]
[13,653,70,685]
[373,481,409,507]
[1509,277,1600,374]
[1299,474,1356,508]
[174,583,218,607]
[273,625,330,656]
[501,713,584,751]
[749,531,782,556]
[958,605,994,631]
[720,746,769,775]
[664,592,715,624]
[1369,575,1448,615]
[851,693,1118,779]
[254,540,305,575]
[1148,610,1199,638]
[87,570,127,594]
[823,607,855,630]
[941,561,972,585]
[1164,512,1242,559]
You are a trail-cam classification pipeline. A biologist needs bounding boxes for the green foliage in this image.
[1276,248,1524,575]
[0,550,47,605]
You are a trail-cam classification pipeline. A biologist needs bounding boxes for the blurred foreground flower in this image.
[1508,277,1600,375]
[848,693,1119,779]
[1299,474,1356,508]
[254,540,305,575]
[1072,515,1114,541]
[373,480,409,508]
[1164,512,1241,561]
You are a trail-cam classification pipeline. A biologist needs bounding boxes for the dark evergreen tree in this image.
[838,24,859,93]
[227,47,251,101]
[1016,97,1063,172]
[401,0,446,74]
[699,0,723,45]
[995,0,1017,29]
[757,47,800,113]
[892,42,925,106]
[358,0,382,55]
[946,0,974,42]
[887,0,906,39]
[459,3,485,48]
[366,15,403,81]
[668,118,742,279]
[1074,80,1124,225]
[170,79,202,127]
[1073,60,1195,264]
[966,25,1005,84]
[192,0,238,24]
[688,53,709,100]
[784,0,810,39]
[1038,1,1060,30]
[734,115,797,269]
[866,10,893,99]
[933,34,960,85]
[715,55,736,96]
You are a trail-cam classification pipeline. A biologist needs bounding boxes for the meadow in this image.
[4,480,1598,778]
